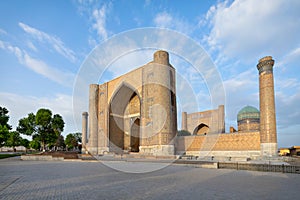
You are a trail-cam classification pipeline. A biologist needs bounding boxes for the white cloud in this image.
[0,28,7,35]
[92,4,110,41]
[276,78,300,90]
[222,66,300,137]
[275,86,300,129]
[200,0,300,138]
[153,11,193,35]
[76,1,112,45]
[18,22,77,63]
[154,12,173,28]
[0,40,75,87]
[223,68,259,125]
[0,40,22,59]
[0,92,77,136]
[107,50,152,78]
[26,41,37,52]
[144,0,151,7]
[22,53,75,87]
[277,47,300,68]
[203,0,300,61]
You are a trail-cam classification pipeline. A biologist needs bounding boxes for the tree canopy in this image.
[65,133,81,150]
[73,132,82,144]
[20,138,30,150]
[17,108,65,151]
[0,106,12,147]
[54,135,65,150]
[29,138,41,150]
[0,106,12,129]
[177,130,192,136]
[6,131,22,151]
[65,134,77,150]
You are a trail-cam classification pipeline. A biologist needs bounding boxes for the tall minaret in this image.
[257,56,277,157]
[88,84,99,155]
[181,112,187,131]
[81,112,88,154]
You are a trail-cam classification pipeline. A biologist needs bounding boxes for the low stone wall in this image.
[139,145,175,156]
[176,132,261,159]
[185,150,260,160]
[174,160,218,169]
[21,155,64,161]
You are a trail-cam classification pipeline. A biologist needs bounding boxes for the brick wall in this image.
[176,132,261,152]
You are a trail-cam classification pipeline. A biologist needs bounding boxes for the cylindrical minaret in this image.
[140,50,177,156]
[218,105,225,133]
[181,112,187,131]
[154,50,169,65]
[88,84,99,155]
[82,112,88,153]
[257,56,277,157]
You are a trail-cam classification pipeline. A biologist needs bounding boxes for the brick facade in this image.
[82,53,278,159]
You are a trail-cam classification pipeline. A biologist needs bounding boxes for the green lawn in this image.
[0,154,20,159]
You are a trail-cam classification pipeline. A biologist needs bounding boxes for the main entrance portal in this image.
[83,50,177,156]
[109,84,141,153]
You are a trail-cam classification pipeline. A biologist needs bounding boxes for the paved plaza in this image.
[0,157,299,200]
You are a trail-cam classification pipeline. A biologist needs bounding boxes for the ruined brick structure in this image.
[82,51,278,159]
[181,105,225,135]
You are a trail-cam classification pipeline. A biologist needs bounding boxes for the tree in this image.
[0,106,12,147]
[65,133,78,151]
[6,131,22,152]
[48,114,65,149]
[29,138,41,150]
[0,106,12,130]
[73,132,82,144]
[0,125,9,148]
[35,109,54,150]
[17,108,65,151]
[177,130,191,136]
[54,135,65,151]
[17,113,36,136]
[20,138,30,152]
[52,114,64,135]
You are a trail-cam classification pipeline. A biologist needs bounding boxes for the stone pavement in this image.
[0,157,299,200]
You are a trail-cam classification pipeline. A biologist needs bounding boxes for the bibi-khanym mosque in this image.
[81,50,278,160]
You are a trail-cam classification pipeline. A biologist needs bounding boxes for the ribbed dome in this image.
[237,106,260,121]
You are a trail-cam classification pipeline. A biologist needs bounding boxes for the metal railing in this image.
[217,162,300,174]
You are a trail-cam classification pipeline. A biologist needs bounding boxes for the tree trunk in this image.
[42,141,45,152]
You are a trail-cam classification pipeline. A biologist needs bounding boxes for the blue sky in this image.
[0,0,299,148]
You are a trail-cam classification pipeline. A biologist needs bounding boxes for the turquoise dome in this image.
[237,106,260,121]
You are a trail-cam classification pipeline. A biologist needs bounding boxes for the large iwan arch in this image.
[193,123,209,135]
[83,50,177,156]
[109,83,141,153]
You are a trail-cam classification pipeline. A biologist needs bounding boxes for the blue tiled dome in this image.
[237,106,260,121]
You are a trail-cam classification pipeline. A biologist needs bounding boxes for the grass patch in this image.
[0,154,20,159]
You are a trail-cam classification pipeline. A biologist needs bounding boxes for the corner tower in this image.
[140,50,177,156]
[257,56,277,157]
[81,112,88,153]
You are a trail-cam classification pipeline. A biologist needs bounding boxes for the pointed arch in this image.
[108,82,141,153]
[193,123,209,135]
[130,118,140,152]
[108,81,142,108]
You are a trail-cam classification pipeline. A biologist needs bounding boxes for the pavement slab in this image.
[0,158,299,200]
